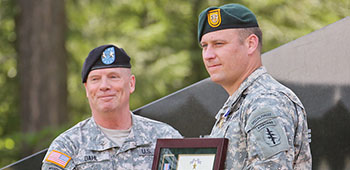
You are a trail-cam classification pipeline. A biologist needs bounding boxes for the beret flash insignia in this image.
[208,9,221,28]
[101,47,115,65]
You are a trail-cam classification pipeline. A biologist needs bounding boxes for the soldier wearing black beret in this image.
[42,44,182,169]
[198,3,312,169]
[81,44,131,83]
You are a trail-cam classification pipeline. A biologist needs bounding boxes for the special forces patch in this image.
[246,108,289,159]
[263,127,281,146]
[101,47,115,65]
[207,9,221,27]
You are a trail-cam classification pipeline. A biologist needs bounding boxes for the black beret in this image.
[198,3,259,42]
[81,44,131,83]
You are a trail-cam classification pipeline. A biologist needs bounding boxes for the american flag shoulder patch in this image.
[46,150,72,168]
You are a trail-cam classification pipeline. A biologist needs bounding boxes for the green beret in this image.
[198,3,259,42]
[81,44,131,83]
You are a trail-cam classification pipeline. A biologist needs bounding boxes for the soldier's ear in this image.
[246,34,259,55]
[129,75,136,94]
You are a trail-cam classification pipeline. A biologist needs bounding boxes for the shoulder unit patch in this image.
[45,150,71,168]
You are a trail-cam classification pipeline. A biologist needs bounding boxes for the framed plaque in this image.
[152,138,228,170]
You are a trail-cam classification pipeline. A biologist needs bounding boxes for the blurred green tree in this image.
[16,0,68,157]
[0,0,19,165]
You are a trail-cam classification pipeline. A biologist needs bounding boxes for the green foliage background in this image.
[0,0,348,167]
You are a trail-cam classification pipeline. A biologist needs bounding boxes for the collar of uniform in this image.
[85,113,153,152]
[84,117,119,151]
[118,112,152,153]
[215,66,267,120]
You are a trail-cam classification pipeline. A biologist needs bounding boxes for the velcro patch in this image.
[246,108,289,159]
[256,120,276,131]
[250,111,274,127]
[245,108,277,132]
[46,150,71,168]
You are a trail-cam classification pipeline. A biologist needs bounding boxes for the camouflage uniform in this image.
[208,67,312,169]
[42,113,182,170]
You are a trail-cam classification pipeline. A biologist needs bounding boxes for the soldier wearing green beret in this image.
[42,45,182,169]
[198,4,312,169]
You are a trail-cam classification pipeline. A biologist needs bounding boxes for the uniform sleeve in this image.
[42,162,65,170]
[42,137,76,170]
[170,126,183,138]
[243,93,297,169]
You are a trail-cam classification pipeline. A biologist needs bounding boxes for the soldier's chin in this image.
[100,107,116,113]
[98,103,117,113]
[209,75,223,84]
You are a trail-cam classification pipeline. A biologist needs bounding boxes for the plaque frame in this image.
[151,138,228,170]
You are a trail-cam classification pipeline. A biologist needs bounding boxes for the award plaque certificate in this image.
[152,138,228,170]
